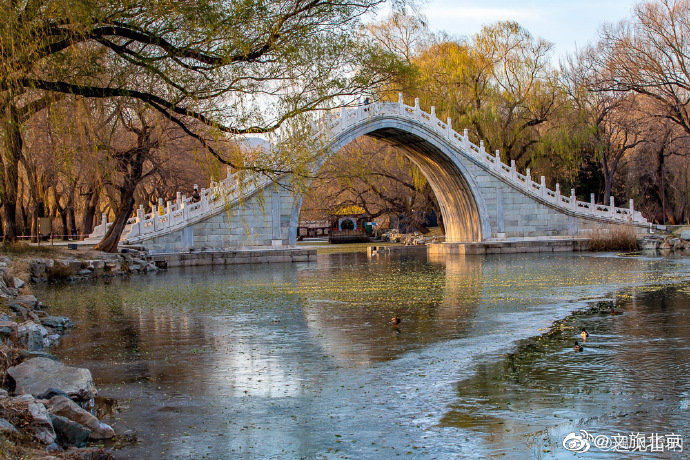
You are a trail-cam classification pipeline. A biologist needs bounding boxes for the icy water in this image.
[35,251,690,459]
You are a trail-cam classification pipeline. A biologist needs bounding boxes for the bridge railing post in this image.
[398,92,403,105]
[610,196,615,217]
[540,176,546,198]
[446,117,452,138]
[526,168,531,183]
[130,205,143,236]
[570,189,576,209]
[510,159,516,179]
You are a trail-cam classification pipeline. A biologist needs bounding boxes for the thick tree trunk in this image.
[95,119,155,253]
[30,203,39,243]
[81,188,99,237]
[68,207,76,239]
[1,103,22,241]
[657,148,667,225]
[602,174,613,206]
[59,210,68,240]
[94,189,135,253]
[0,204,16,242]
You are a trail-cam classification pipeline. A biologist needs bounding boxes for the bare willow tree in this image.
[1,0,400,245]
[562,54,646,203]
[593,0,690,136]
[584,0,690,215]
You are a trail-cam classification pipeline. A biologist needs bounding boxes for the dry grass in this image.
[588,226,639,251]
[0,345,22,387]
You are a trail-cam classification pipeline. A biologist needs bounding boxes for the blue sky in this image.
[421,0,638,59]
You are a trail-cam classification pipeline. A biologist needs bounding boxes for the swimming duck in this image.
[580,328,589,340]
[609,306,622,315]
[573,341,583,352]
[391,316,401,326]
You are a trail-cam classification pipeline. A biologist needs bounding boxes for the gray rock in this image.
[11,277,24,290]
[27,310,41,324]
[15,294,39,308]
[144,263,159,273]
[47,396,114,440]
[41,316,74,331]
[680,229,690,241]
[17,321,48,351]
[4,394,56,444]
[30,258,54,282]
[0,418,19,436]
[8,357,97,401]
[50,259,82,277]
[104,261,121,272]
[0,388,8,398]
[50,414,90,447]
[78,269,93,276]
[0,281,18,298]
[0,313,13,322]
[43,333,61,348]
[88,260,105,270]
[0,255,10,264]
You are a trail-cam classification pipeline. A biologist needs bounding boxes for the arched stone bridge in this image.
[89,96,649,251]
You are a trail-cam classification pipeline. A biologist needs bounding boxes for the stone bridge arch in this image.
[114,97,649,251]
[288,112,493,245]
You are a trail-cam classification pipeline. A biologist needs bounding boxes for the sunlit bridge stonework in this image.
[88,95,649,252]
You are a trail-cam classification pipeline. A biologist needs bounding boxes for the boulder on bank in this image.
[50,413,91,447]
[17,321,49,351]
[8,357,96,401]
[41,316,74,331]
[0,394,56,444]
[15,294,39,308]
[47,396,114,440]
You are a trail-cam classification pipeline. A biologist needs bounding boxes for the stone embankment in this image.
[0,254,124,458]
[638,231,690,254]
[28,249,162,284]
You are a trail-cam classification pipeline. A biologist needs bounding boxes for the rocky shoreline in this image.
[0,250,164,459]
[28,249,164,284]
